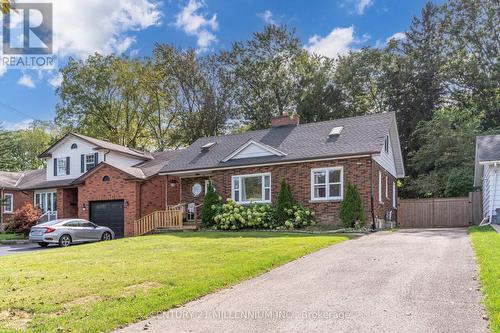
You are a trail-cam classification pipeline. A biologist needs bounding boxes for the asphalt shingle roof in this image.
[0,171,24,189]
[160,112,396,173]
[476,135,500,162]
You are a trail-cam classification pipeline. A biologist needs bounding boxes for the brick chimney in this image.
[271,112,300,127]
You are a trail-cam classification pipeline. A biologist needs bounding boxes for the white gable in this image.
[372,135,398,178]
[45,135,145,181]
[223,140,286,162]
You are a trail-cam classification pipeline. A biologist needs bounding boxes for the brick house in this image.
[0,133,181,237]
[160,112,405,229]
[0,112,405,236]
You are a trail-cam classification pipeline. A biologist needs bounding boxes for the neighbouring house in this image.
[474,134,500,224]
[0,133,182,237]
[0,112,406,236]
[159,112,405,229]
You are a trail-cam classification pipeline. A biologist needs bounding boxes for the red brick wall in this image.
[57,188,78,218]
[1,189,34,224]
[372,161,397,225]
[180,157,376,227]
[166,176,181,206]
[77,165,141,237]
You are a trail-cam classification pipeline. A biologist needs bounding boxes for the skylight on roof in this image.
[329,126,343,137]
[201,142,216,151]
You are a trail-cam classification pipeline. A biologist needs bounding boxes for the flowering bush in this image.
[212,199,315,230]
[5,203,42,236]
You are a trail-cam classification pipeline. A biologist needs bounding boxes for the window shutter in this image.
[94,153,99,167]
[53,158,57,176]
[81,155,85,173]
[66,156,70,175]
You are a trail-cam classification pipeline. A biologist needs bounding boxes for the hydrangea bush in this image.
[212,199,315,230]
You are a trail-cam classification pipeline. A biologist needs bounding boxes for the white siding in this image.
[372,135,397,177]
[231,143,275,159]
[482,164,500,218]
[46,136,145,181]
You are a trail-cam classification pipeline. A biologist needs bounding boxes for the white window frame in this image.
[384,136,389,153]
[385,176,389,198]
[392,182,397,209]
[378,171,383,203]
[57,158,67,176]
[3,193,13,213]
[35,191,57,213]
[85,154,95,172]
[310,166,344,202]
[231,173,271,204]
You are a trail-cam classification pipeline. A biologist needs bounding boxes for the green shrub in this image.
[339,183,365,228]
[279,204,316,229]
[212,198,315,230]
[201,182,222,227]
[274,178,294,224]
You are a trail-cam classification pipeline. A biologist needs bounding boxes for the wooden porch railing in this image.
[133,207,184,236]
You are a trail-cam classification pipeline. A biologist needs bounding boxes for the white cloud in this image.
[51,0,161,58]
[175,0,218,52]
[18,74,35,88]
[305,27,359,58]
[340,0,374,15]
[386,32,406,44]
[2,119,34,131]
[257,10,276,25]
[48,72,63,88]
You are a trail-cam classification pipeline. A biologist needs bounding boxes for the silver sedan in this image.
[29,219,115,247]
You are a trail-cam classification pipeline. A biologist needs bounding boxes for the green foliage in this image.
[5,203,42,236]
[403,107,480,197]
[339,183,366,228]
[274,178,294,224]
[0,122,53,171]
[213,199,315,230]
[201,182,222,227]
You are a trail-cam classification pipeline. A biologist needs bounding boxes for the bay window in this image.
[231,173,271,204]
[311,167,343,201]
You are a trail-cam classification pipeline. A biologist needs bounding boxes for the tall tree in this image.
[152,45,234,146]
[220,25,306,129]
[55,54,153,149]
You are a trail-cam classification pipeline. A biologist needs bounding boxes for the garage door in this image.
[89,200,124,238]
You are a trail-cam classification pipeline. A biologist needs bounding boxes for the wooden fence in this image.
[398,191,482,228]
[133,208,184,236]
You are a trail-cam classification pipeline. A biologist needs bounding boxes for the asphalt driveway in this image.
[0,243,54,256]
[117,228,489,333]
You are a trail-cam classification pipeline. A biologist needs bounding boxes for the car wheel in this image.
[59,234,72,247]
[37,242,49,247]
[101,232,112,241]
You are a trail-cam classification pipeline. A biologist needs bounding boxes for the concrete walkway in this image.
[117,228,488,333]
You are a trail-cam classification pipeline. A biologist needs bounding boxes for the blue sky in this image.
[0,0,441,130]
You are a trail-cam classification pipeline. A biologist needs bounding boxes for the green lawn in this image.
[0,233,23,241]
[0,232,349,333]
[469,226,500,333]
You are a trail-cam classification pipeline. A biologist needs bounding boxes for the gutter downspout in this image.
[369,154,376,231]
[490,162,498,224]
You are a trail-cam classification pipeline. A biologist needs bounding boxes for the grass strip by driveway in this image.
[0,231,349,333]
[0,233,24,241]
[469,226,500,333]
